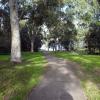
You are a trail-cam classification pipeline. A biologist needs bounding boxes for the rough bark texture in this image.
[9,0,21,62]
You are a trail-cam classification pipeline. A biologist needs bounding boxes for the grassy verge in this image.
[0,52,46,100]
[52,51,100,100]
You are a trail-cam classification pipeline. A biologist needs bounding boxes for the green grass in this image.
[0,52,46,100]
[52,51,100,100]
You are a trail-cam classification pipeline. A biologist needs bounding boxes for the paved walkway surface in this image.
[28,52,87,100]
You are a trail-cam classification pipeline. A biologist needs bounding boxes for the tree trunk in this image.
[9,0,21,63]
[31,38,34,53]
[31,31,34,53]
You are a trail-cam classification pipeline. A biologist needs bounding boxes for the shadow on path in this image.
[28,52,87,100]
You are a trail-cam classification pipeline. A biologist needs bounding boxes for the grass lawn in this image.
[0,52,46,100]
[52,51,100,100]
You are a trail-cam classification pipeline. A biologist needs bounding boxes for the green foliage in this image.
[0,0,100,53]
[85,23,100,54]
[0,52,46,100]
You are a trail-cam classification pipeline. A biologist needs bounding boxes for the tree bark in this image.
[9,0,21,63]
[31,31,34,53]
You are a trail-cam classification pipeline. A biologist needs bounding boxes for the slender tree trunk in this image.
[31,31,34,53]
[99,48,100,54]
[31,39,34,53]
[9,0,21,63]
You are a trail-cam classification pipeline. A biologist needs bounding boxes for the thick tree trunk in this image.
[9,0,21,63]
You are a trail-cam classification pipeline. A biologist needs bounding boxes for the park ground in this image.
[0,52,46,100]
[52,51,100,100]
[0,52,100,100]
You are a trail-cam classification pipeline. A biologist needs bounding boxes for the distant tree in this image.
[85,23,100,54]
[0,0,100,55]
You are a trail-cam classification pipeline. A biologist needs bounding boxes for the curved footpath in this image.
[28,52,87,100]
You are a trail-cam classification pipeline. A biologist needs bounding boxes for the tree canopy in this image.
[0,0,100,56]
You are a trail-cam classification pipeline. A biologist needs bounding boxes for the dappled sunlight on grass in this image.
[53,51,100,71]
[52,51,100,100]
[0,52,46,100]
[71,56,92,64]
[82,80,100,100]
